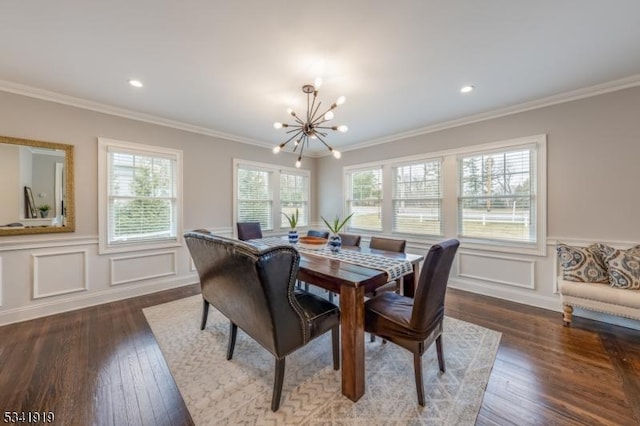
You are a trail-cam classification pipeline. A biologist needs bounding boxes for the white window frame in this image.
[342,134,547,255]
[98,137,183,254]
[344,165,384,232]
[456,135,547,255]
[233,159,310,234]
[392,158,444,237]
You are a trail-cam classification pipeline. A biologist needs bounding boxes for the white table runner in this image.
[249,236,414,281]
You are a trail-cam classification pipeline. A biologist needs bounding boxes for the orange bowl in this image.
[298,235,328,250]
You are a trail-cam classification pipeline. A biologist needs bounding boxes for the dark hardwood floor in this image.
[1,285,638,425]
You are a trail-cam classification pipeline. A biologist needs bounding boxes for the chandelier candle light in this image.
[272,78,348,168]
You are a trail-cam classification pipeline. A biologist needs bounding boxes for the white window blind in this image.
[108,149,178,245]
[237,166,273,230]
[280,171,309,227]
[347,167,383,231]
[458,146,536,243]
[392,160,442,235]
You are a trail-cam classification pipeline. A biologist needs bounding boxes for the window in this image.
[98,138,182,253]
[237,167,273,229]
[392,160,442,236]
[234,160,310,232]
[280,171,309,228]
[346,167,383,231]
[342,134,546,254]
[458,145,537,244]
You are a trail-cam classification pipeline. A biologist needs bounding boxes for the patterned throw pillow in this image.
[593,243,640,289]
[556,243,608,283]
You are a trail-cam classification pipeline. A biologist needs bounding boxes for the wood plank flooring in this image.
[0,285,638,425]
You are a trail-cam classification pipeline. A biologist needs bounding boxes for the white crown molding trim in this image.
[0,80,273,150]
[3,75,640,158]
[331,74,640,155]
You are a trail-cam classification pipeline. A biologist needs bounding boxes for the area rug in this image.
[143,295,501,425]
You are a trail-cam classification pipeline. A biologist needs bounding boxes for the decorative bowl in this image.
[298,236,328,250]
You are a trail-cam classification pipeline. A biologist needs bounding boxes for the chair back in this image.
[307,229,330,239]
[370,236,406,253]
[237,222,263,241]
[410,239,460,332]
[184,232,308,357]
[339,233,361,247]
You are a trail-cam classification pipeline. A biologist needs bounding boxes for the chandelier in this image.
[272,79,348,168]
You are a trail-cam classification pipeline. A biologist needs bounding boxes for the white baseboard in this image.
[449,277,560,312]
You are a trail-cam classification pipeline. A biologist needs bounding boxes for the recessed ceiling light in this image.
[128,79,143,88]
[460,85,474,93]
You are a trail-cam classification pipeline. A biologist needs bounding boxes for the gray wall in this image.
[0,90,318,235]
[318,86,640,242]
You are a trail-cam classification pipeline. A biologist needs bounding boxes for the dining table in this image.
[251,237,424,402]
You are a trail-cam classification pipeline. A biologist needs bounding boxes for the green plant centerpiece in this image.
[38,204,51,218]
[321,212,354,253]
[282,208,299,243]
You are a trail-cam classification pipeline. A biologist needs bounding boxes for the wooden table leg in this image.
[339,285,365,402]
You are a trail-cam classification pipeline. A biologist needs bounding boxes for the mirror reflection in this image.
[0,136,75,236]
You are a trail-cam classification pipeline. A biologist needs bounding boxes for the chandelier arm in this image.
[310,100,322,123]
[280,129,304,148]
[298,136,306,157]
[292,135,305,153]
[310,105,337,125]
[314,133,334,151]
[285,126,303,133]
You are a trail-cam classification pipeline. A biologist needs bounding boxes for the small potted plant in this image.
[38,204,51,218]
[282,208,299,243]
[321,212,354,252]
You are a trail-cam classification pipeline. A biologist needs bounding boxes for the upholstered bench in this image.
[559,278,640,325]
[557,242,640,326]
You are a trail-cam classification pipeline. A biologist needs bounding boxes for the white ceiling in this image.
[1,1,640,155]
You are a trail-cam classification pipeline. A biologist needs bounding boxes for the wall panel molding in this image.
[110,251,177,286]
[0,277,196,326]
[0,236,98,252]
[457,250,535,289]
[32,249,89,299]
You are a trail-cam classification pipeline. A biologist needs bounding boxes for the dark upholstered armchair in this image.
[184,232,340,411]
[236,222,263,241]
[364,239,459,406]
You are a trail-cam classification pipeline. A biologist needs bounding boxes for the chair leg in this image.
[413,353,425,406]
[370,333,375,343]
[226,322,238,360]
[271,357,286,412]
[200,300,210,330]
[435,335,445,373]
[328,292,334,303]
[331,326,340,370]
[304,283,309,291]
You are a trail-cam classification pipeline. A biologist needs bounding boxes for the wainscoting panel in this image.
[110,251,177,286]
[457,250,535,289]
[0,257,3,306]
[32,250,89,299]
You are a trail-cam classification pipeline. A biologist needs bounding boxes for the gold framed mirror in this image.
[0,135,75,236]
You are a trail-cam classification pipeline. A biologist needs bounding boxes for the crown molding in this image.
[330,73,640,156]
[2,74,640,159]
[0,79,275,150]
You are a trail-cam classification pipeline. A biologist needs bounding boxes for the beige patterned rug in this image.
[143,295,500,425]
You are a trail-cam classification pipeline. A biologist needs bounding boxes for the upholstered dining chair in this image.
[236,221,263,241]
[184,231,340,412]
[364,239,459,406]
[368,236,407,296]
[338,233,361,247]
[307,229,330,239]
